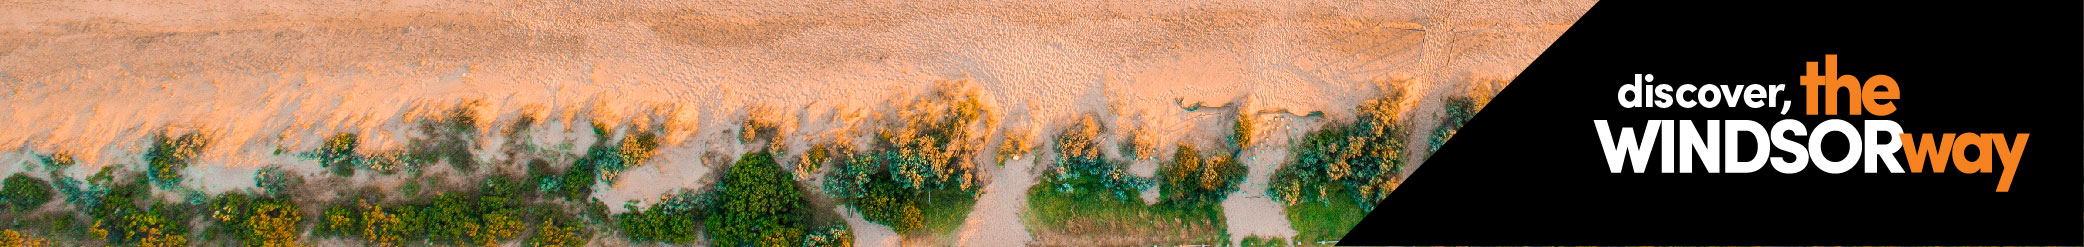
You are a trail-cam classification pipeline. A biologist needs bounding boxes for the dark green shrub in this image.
[614,190,704,243]
[555,157,597,200]
[1,173,53,211]
[706,151,810,246]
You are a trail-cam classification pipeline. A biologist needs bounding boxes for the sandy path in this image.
[956,156,1038,246]
[1225,145,1300,242]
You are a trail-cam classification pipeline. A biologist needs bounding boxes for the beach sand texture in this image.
[0,0,1592,245]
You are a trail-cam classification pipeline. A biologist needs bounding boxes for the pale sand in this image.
[0,0,1592,245]
[957,155,1039,246]
[1226,142,1303,242]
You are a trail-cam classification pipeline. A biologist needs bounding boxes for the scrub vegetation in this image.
[1025,115,1244,245]
[1268,93,1410,244]
[0,84,1477,247]
[303,103,485,176]
[821,81,989,236]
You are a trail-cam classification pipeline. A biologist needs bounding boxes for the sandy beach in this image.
[0,0,1591,245]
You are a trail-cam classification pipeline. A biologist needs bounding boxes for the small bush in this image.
[796,144,830,179]
[995,130,1033,164]
[2,173,53,211]
[1122,128,1156,161]
[316,133,358,177]
[253,166,300,196]
[37,152,74,175]
[1157,145,1246,204]
[144,132,209,189]
[1233,111,1256,149]
[739,106,787,154]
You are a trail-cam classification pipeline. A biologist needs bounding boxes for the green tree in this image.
[706,151,809,246]
[1,173,53,211]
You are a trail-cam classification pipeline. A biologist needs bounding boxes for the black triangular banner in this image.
[1340,1,2083,245]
